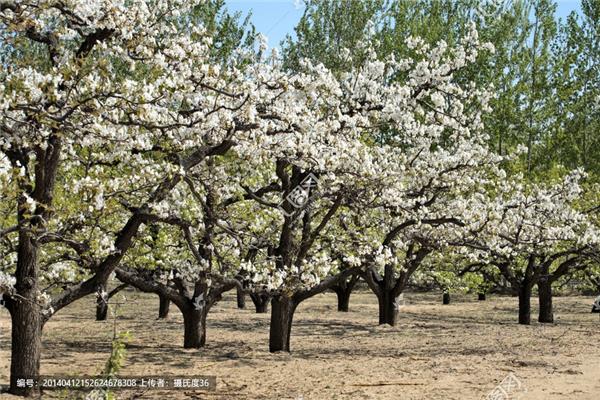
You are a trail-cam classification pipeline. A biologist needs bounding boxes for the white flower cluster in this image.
[0,271,16,294]
[466,171,600,264]
[1,0,596,305]
[37,291,55,316]
[44,262,78,282]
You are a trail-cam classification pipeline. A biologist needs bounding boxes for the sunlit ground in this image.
[1,288,599,399]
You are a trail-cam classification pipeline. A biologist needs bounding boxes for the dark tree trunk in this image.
[269,295,297,352]
[250,292,270,313]
[97,283,128,321]
[182,306,208,348]
[158,294,170,319]
[96,298,108,321]
[9,300,42,397]
[96,284,108,321]
[331,275,358,312]
[377,289,399,326]
[9,233,42,397]
[335,287,351,312]
[478,293,486,301]
[8,136,63,397]
[518,284,532,325]
[537,277,554,323]
[377,265,400,326]
[442,292,450,305]
[236,287,246,309]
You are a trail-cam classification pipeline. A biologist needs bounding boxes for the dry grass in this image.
[1,288,599,399]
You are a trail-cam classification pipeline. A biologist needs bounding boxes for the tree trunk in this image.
[158,294,170,319]
[9,233,42,397]
[331,276,358,312]
[182,306,208,348]
[478,293,486,301]
[236,287,246,309]
[377,289,399,326]
[250,292,270,313]
[335,287,351,312]
[97,283,129,321]
[269,295,297,352]
[377,265,400,326]
[537,277,554,323]
[96,284,108,321]
[442,292,450,305]
[518,284,532,325]
[9,300,43,397]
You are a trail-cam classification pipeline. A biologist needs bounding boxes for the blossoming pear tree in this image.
[220,26,507,351]
[579,189,600,307]
[327,27,503,327]
[112,157,259,349]
[1,2,595,396]
[0,0,283,394]
[460,171,600,324]
[113,51,393,352]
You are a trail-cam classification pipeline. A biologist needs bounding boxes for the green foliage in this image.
[541,0,600,178]
[282,0,389,73]
[462,271,494,294]
[192,0,258,64]
[104,331,132,378]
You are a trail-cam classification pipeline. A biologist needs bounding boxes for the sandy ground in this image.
[1,288,599,399]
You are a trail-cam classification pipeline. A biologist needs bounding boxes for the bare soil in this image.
[1,289,599,399]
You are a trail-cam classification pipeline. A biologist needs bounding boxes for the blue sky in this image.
[225,0,583,49]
